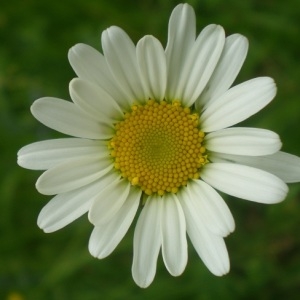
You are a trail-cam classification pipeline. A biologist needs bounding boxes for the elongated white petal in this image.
[165,3,196,100]
[89,177,130,225]
[68,43,107,84]
[31,98,114,139]
[68,43,129,108]
[17,138,105,170]
[179,191,230,276]
[132,195,162,288]
[196,34,248,109]
[205,127,281,156]
[177,24,225,106]
[102,26,145,104]
[201,77,277,132]
[210,151,300,183]
[70,78,123,122]
[161,194,187,276]
[137,36,167,101]
[89,187,141,258]
[186,180,235,237]
[38,171,118,232]
[201,163,288,203]
[36,155,113,195]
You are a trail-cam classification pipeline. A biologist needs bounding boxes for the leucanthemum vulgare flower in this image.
[17,3,300,288]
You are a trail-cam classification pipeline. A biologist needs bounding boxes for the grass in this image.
[1,0,300,299]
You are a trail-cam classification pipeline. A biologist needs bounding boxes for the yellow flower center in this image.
[109,100,208,195]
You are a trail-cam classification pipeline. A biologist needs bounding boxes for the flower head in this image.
[17,3,300,288]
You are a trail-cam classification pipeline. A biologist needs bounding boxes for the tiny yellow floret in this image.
[109,100,208,195]
[158,190,165,196]
[131,177,139,186]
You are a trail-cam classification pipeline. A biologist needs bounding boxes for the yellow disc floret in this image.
[109,100,208,195]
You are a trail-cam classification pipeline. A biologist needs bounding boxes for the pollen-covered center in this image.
[109,100,208,196]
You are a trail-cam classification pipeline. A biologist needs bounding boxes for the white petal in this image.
[179,191,230,276]
[165,3,196,100]
[17,138,105,170]
[70,78,123,121]
[36,154,113,195]
[186,180,235,237]
[176,24,225,106]
[210,151,300,183]
[88,177,130,225]
[38,171,118,232]
[161,194,187,276]
[132,195,162,288]
[88,187,141,258]
[101,26,145,104]
[205,127,282,156]
[201,77,277,132]
[201,163,288,203]
[136,36,167,101]
[68,43,129,110]
[196,34,248,109]
[68,43,104,83]
[31,98,114,139]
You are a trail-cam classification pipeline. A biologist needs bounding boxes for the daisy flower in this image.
[17,3,300,288]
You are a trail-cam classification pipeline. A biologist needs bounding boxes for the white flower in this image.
[17,3,300,288]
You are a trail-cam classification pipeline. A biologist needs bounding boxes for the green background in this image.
[1,0,300,299]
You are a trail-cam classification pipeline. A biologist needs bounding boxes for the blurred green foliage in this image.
[1,0,300,299]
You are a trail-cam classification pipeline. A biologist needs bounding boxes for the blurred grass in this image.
[1,0,300,299]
